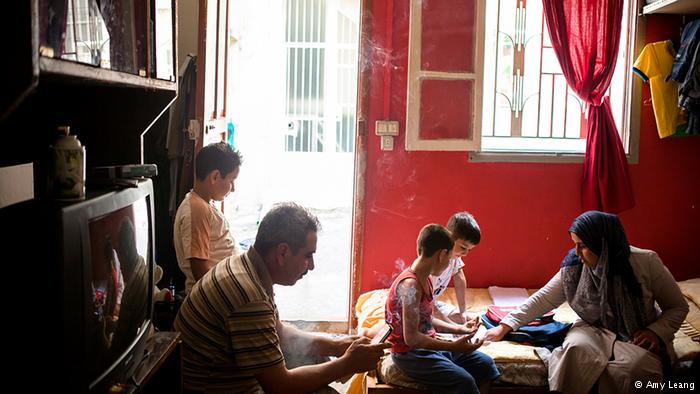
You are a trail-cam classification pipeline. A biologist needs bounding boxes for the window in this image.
[405,0,484,151]
[63,0,111,67]
[405,0,639,158]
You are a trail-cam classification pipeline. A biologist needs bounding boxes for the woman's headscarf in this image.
[561,211,646,340]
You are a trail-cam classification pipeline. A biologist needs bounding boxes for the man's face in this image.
[279,231,317,286]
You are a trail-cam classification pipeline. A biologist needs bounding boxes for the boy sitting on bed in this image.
[432,211,481,325]
[385,224,500,394]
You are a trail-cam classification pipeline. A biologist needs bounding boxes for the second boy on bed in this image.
[385,224,500,394]
[432,211,481,325]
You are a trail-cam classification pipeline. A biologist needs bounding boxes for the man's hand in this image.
[331,335,361,357]
[632,329,661,354]
[482,323,512,342]
[340,337,391,374]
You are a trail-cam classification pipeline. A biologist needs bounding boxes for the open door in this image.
[196,0,230,149]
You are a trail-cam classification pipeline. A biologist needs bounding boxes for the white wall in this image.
[177,0,199,66]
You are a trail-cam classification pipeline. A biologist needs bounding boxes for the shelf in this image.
[39,57,176,91]
[119,331,182,393]
[642,0,700,14]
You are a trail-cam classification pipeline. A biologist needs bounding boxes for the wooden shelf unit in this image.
[642,0,700,15]
[40,57,176,91]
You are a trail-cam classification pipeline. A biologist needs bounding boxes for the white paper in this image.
[488,286,529,306]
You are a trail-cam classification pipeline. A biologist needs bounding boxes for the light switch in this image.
[187,119,200,140]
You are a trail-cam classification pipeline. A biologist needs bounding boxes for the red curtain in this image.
[543,0,634,213]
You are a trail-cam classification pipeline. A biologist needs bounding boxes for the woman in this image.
[483,211,688,394]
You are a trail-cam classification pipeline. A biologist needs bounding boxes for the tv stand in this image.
[126,331,182,393]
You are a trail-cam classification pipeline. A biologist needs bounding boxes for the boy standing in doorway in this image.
[174,142,243,294]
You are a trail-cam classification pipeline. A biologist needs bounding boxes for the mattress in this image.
[355,282,700,388]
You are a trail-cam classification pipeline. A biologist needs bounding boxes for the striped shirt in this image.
[174,248,283,393]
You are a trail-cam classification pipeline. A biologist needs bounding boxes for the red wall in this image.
[359,3,700,293]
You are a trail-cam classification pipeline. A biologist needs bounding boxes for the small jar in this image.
[47,126,86,200]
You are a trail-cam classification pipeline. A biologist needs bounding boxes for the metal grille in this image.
[483,0,586,143]
[286,0,327,152]
[335,11,358,153]
[63,0,109,67]
[480,0,631,152]
[285,0,358,153]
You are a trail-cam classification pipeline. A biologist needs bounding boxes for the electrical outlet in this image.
[380,136,394,151]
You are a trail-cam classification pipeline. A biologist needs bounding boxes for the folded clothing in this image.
[481,313,572,351]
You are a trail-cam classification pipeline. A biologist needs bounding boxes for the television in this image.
[1,179,155,392]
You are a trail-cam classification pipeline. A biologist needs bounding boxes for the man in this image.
[174,142,242,293]
[111,216,149,356]
[174,202,389,393]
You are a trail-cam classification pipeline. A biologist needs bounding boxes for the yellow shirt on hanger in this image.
[633,40,687,139]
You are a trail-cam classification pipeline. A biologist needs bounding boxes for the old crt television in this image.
[1,179,155,392]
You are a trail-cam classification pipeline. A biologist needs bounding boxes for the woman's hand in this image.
[482,323,512,342]
[632,329,661,354]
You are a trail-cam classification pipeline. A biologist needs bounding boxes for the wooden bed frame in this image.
[363,374,550,394]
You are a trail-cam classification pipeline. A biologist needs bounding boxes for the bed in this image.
[353,278,700,393]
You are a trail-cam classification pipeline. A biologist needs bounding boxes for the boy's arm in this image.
[453,270,468,320]
[190,257,216,281]
[431,302,451,324]
[400,279,481,353]
[430,315,477,336]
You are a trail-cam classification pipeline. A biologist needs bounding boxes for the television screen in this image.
[0,178,155,392]
[87,198,151,385]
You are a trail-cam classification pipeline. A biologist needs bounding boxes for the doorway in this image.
[222,0,360,323]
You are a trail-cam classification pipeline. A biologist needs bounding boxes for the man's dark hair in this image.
[447,211,481,244]
[116,216,138,278]
[195,142,242,180]
[255,202,321,255]
[417,224,454,258]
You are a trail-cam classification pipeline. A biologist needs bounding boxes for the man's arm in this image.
[277,321,355,357]
[255,337,389,394]
[189,257,216,282]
